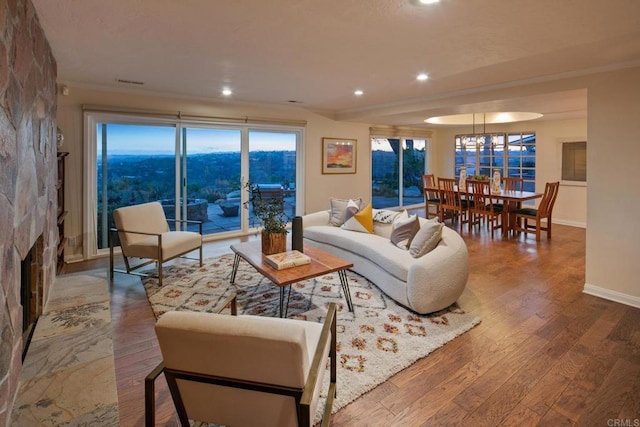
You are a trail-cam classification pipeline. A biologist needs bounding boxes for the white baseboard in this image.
[583,283,640,309]
[553,219,586,228]
[64,254,84,264]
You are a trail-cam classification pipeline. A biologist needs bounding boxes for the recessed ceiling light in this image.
[417,73,429,81]
[222,88,232,96]
[418,0,440,4]
[354,90,364,96]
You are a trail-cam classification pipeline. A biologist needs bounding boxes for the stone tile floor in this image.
[11,272,119,426]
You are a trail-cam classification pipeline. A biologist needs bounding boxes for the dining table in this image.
[427,185,543,236]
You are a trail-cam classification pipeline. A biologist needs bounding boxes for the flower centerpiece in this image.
[243,181,289,254]
[470,174,489,181]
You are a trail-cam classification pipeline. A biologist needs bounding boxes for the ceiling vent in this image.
[116,78,144,85]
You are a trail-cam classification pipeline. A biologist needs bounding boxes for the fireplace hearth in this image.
[20,235,44,361]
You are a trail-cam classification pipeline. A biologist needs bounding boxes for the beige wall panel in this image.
[585,67,640,302]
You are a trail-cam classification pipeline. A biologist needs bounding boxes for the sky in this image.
[97,124,296,155]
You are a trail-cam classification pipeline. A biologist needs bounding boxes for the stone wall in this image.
[0,0,57,423]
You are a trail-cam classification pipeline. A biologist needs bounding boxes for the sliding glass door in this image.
[371,137,427,209]
[96,123,177,250]
[181,127,242,234]
[248,130,298,225]
[85,111,304,258]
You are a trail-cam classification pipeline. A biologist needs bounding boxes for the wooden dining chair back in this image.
[438,177,466,230]
[499,176,526,214]
[422,174,440,219]
[512,181,560,241]
[467,180,501,238]
[502,177,524,192]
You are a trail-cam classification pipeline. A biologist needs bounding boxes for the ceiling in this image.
[32,0,640,127]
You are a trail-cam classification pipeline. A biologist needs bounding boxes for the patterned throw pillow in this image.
[390,214,420,249]
[341,203,374,233]
[409,218,444,258]
[329,197,362,226]
[372,209,401,224]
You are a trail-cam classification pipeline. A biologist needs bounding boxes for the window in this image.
[507,133,536,192]
[455,133,506,178]
[561,141,586,182]
[84,111,304,257]
[371,137,427,209]
[455,132,535,192]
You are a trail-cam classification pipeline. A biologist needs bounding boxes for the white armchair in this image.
[145,295,337,427]
[109,201,203,286]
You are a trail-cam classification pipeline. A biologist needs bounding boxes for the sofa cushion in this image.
[390,214,420,250]
[329,198,362,226]
[409,218,444,258]
[304,225,413,282]
[342,203,373,233]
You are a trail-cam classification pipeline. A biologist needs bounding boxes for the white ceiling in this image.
[32,0,640,127]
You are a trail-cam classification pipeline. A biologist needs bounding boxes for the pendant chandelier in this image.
[461,113,500,148]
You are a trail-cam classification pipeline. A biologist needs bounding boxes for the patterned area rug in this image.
[142,254,480,422]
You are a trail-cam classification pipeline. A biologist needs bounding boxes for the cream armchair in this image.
[109,201,203,286]
[145,295,337,427]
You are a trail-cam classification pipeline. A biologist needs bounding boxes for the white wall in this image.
[56,87,371,259]
[584,67,640,306]
[430,118,588,227]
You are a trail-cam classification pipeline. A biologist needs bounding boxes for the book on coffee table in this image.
[264,250,311,270]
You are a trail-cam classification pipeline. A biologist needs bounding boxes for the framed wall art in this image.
[322,137,357,174]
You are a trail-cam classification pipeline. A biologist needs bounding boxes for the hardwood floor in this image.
[69,220,640,426]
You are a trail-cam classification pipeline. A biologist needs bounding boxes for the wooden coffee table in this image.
[230,241,354,317]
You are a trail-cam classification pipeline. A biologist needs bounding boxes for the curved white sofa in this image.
[302,210,469,314]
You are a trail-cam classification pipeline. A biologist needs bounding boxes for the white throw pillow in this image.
[390,214,420,250]
[329,197,362,226]
[409,218,444,258]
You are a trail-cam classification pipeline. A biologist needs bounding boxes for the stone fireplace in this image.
[0,0,58,424]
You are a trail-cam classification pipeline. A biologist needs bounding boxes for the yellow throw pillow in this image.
[341,203,374,233]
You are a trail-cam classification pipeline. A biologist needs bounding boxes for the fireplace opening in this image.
[20,235,44,361]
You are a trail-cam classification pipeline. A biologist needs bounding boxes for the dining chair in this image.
[421,174,440,219]
[512,181,560,241]
[438,177,467,231]
[467,180,501,238]
[492,176,525,231]
[503,176,524,192]
[145,294,337,427]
